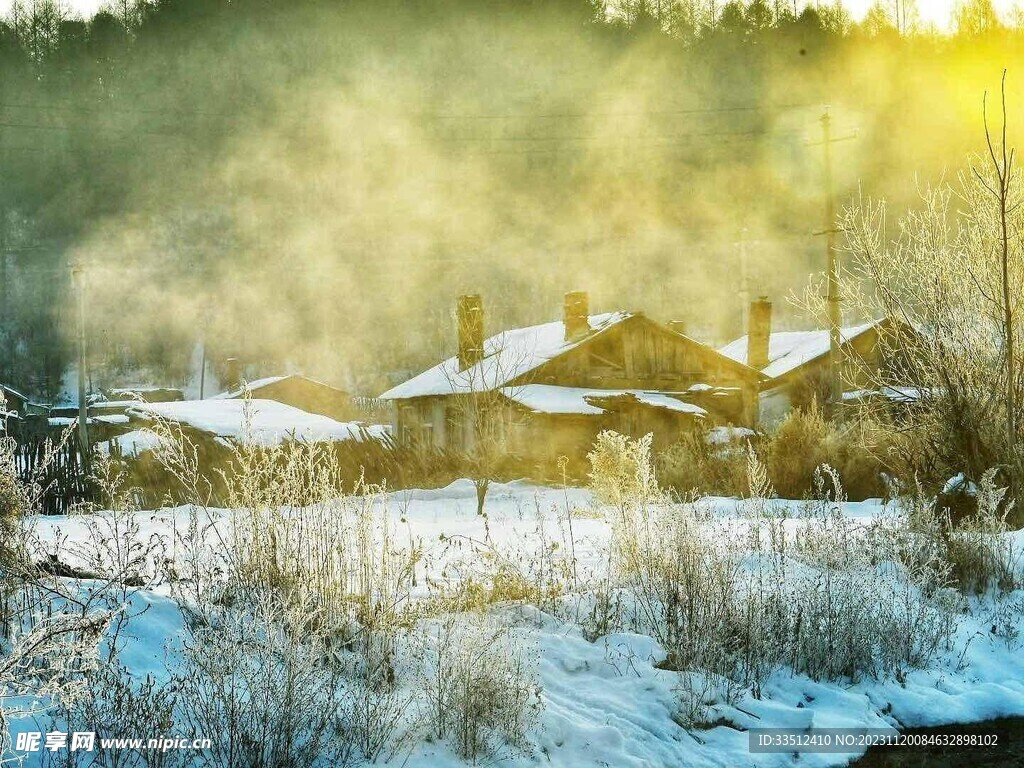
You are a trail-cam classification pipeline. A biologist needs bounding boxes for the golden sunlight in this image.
[839,0,1020,31]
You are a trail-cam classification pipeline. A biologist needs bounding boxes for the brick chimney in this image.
[563,291,590,341]
[224,357,242,392]
[747,297,772,372]
[457,295,484,370]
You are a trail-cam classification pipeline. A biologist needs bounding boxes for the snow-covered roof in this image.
[0,384,29,403]
[127,399,387,448]
[213,374,346,400]
[502,384,604,415]
[49,414,134,428]
[685,383,742,396]
[380,312,633,400]
[96,414,130,425]
[719,320,881,380]
[500,384,707,417]
[90,400,147,410]
[107,386,183,398]
[614,391,707,416]
[842,386,930,404]
[212,375,287,399]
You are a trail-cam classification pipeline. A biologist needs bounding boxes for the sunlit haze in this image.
[841,0,1021,30]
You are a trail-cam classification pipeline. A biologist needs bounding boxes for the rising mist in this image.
[0,0,1020,398]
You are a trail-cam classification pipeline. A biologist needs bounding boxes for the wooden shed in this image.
[215,374,353,422]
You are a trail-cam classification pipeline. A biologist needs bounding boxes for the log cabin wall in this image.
[516,316,758,425]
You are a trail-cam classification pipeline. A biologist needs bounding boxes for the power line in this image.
[0,99,823,122]
[0,117,225,140]
[0,100,240,120]
[0,118,858,155]
[434,126,817,143]
[0,95,860,154]
[419,102,823,120]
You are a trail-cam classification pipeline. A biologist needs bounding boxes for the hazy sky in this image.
[0,0,105,16]
[843,0,1022,29]
[0,1,1020,34]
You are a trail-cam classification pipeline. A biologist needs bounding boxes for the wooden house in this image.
[0,384,48,417]
[214,374,353,422]
[110,399,393,507]
[1,384,29,415]
[719,298,920,424]
[380,292,762,465]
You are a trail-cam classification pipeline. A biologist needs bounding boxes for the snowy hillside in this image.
[13,479,1024,768]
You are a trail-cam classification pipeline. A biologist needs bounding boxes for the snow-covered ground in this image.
[14,481,1024,767]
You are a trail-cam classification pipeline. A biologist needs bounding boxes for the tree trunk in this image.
[475,478,489,517]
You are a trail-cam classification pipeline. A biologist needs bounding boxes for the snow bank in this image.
[706,426,757,445]
[96,429,171,458]
[19,483,1024,768]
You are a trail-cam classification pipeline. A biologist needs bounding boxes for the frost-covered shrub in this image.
[887,470,1019,595]
[159,418,421,634]
[785,466,959,680]
[732,450,793,693]
[332,614,418,763]
[589,435,961,710]
[46,665,181,768]
[0,436,29,549]
[433,494,581,616]
[588,431,662,512]
[414,612,540,762]
[156,421,548,766]
[155,428,425,766]
[763,407,889,501]
[589,432,752,689]
[177,592,359,768]
[763,406,834,499]
[0,426,118,755]
[656,425,749,498]
[945,469,1018,593]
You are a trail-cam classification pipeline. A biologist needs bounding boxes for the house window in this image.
[445,405,461,452]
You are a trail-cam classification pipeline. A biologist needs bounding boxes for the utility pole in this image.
[738,228,750,331]
[199,341,206,399]
[72,260,90,472]
[821,107,843,421]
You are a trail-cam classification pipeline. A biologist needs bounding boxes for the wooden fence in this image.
[6,418,94,515]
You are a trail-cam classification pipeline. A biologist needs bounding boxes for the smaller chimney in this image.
[224,357,242,392]
[747,297,772,372]
[457,295,484,370]
[563,291,590,341]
